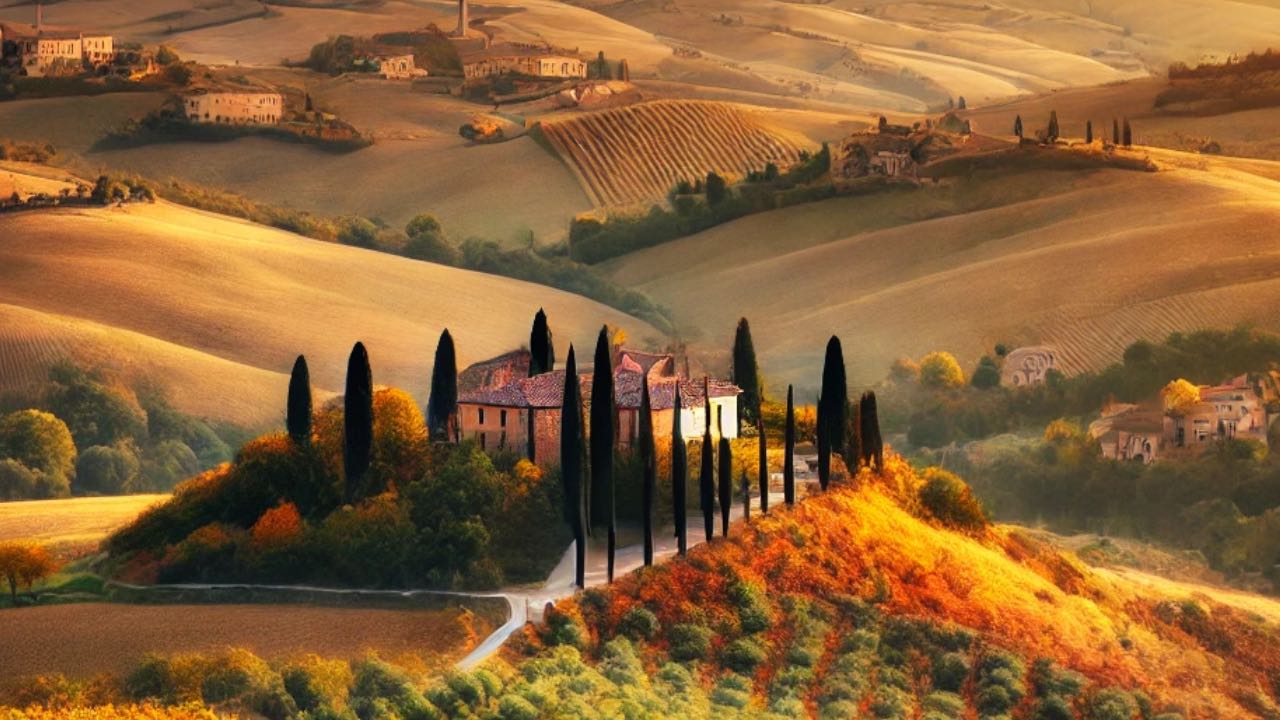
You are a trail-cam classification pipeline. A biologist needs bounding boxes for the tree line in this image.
[1014,110,1133,147]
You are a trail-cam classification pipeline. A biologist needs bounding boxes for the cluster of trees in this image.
[555,318,883,588]
[568,145,833,264]
[1015,111,1133,147]
[0,363,240,500]
[107,329,566,589]
[302,31,461,76]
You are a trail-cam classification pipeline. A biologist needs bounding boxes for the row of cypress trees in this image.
[1015,111,1134,147]
[557,320,883,589]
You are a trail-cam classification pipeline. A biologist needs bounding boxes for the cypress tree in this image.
[784,385,795,506]
[757,417,768,514]
[672,382,688,556]
[343,342,374,503]
[589,326,616,579]
[741,469,750,521]
[1014,114,1023,139]
[560,346,586,588]
[1086,120,1094,144]
[1047,110,1060,141]
[1113,118,1120,145]
[847,399,863,472]
[1123,118,1133,147]
[699,377,715,543]
[731,317,762,429]
[286,354,312,446]
[860,391,884,472]
[529,308,555,375]
[639,376,656,567]
[427,329,458,442]
[717,407,731,537]
[818,336,847,490]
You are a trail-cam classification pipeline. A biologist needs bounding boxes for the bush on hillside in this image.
[918,468,988,532]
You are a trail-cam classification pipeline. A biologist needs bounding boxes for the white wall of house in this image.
[680,397,739,441]
[183,93,284,125]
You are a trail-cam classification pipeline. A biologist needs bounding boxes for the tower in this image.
[36,1,43,31]
[455,0,468,37]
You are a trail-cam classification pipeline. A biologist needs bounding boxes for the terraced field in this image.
[539,100,812,206]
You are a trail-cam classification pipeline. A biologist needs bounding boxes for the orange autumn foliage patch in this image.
[531,452,1280,718]
[0,705,218,720]
[250,502,303,548]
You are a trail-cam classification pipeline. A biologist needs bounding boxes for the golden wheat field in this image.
[0,190,660,426]
[0,601,501,694]
[0,496,167,552]
[604,149,1280,392]
[540,100,813,206]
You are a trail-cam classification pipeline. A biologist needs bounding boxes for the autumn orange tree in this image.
[0,542,59,603]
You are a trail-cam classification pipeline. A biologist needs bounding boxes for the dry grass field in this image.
[540,100,812,206]
[0,496,167,556]
[604,149,1280,393]
[0,187,660,426]
[0,600,501,694]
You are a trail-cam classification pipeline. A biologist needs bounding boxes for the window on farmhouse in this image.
[500,410,507,427]
[478,408,486,424]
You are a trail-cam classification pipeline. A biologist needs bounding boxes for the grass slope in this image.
[520,454,1280,717]
[0,196,659,426]
[605,152,1280,393]
[0,495,167,554]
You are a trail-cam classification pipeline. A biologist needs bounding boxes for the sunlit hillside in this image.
[603,148,1280,392]
[0,195,660,426]
[514,455,1280,718]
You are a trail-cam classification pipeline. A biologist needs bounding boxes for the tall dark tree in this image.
[699,378,715,543]
[847,399,863,473]
[427,329,458,442]
[784,385,796,507]
[529,308,555,375]
[343,342,374,503]
[757,417,768,514]
[1113,118,1120,145]
[286,354,312,446]
[1122,118,1133,147]
[560,346,587,588]
[639,376,656,567]
[1047,110,1060,141]
[717,407,732,537]
[818,336,847,490]
[860,391,884,472]
[731,318,762,428]
[957,96,967,110]
[672,383,688,556]
[1014,114,1023,139]
[589,326,616,579]
[741,470,750,521]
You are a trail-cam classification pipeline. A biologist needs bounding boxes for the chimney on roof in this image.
[456,0,468,38]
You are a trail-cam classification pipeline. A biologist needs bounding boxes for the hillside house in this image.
[182,89,284,125]
[462,46,587,81]
[0,14,113,77]
[1092,376,1268,462]
[1002,346,1058,387]
[457,348,740,464]
[377,54,427,80]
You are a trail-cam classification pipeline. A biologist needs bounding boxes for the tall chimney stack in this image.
[456,0,468,38]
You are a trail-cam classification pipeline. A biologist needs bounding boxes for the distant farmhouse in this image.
[458,348,740,463]
[1091,375,1268,464]
[376,54,427,80]
[0,5,113,77]
[182,87,284,125]
[462,44,588,81]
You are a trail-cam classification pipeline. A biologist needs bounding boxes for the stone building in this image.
[0,5,114,77]
[462,46,587,81]
[457,348,740,464]
[182,89,284,125]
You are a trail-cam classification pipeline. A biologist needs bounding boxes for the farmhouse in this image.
[1091,375,1268,463]
[457,348,740,463]
[182,88,284,125]
[377,54,426,80]
[0,7,113,77]
[462,45,587,81]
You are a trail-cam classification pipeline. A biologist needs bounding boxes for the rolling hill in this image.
[0,186,661,427]
[602,148,1280,394]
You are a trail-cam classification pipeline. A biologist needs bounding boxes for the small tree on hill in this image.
[957,96,967,110]
[343,342,374,503]
[699,378,715,543]
[287,355,312,446]
[0,542,57,603]
[1113,118,1121,145]
[971,356,1001,389]
[618,58,630,82]
[757,417,768,514]
[672,383,688,555]
[594,51,612,80]
[784,385,796,506]
[1086,120,1094,144]
[717,407,732,537]
[1047,111,1060,142]
[528,308,555,460]
[589,326,616,579]
[818,336,848,490]
[639,377,656,566]
[1013,115,1023,139]
[705,172,727,206]
[560,346,587,588]
[919,351,966,389]
[1123,118,1133,147]
[427,330,458,442]
[731,317,762,428]
[859,391,883,472]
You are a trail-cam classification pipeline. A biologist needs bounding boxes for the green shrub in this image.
[668,623,713,662]
[932,652,970,693]
[728,580,772,633]
[977,685,1014,715]
[349,656,435,720]
[498,694,538,720]
[1033,695,1074,720]
[599,638,643,686]
[923,691,966,719]
[722,637,767,673]
[1085,689,1138,720]
[919,468,988,531]
[618,605,660,641]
